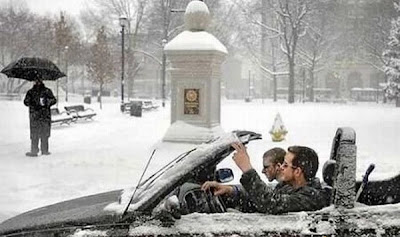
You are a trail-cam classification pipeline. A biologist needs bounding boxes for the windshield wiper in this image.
[121,147,197,218]
[122,149,157,217]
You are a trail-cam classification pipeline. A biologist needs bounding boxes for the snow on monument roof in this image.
[164,31,227,54]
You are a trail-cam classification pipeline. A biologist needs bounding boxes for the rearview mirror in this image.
[215,168,234,183]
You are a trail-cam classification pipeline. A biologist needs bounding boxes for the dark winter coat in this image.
[239,169,328,214]
[24,83,56,138]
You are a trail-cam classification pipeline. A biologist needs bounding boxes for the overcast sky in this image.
[28,0,85,15]
[0,0,86,16]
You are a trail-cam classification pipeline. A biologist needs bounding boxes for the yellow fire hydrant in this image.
[269,113,288,142]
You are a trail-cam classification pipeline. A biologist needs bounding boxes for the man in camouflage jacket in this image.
[202,144,328,214]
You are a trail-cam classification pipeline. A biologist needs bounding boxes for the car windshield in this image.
[106,132,242,213]
[136,148,197,192]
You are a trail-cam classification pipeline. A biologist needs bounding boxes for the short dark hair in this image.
[263,147,286,165]
[288,146,319,180]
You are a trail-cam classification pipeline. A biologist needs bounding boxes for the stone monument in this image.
[162,0,228,143]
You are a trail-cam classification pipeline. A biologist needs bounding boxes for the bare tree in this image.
[296,0,340,101]
[0,3,57,94]
[54,12,82,99]
[232,0,310,103]
[87,26,115,109]
[271,0,310,103]
[81,0,149,99]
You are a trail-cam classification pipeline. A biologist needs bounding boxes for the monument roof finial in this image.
[184,0,210,31]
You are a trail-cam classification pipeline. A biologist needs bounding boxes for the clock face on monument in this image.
[184,89,200,115]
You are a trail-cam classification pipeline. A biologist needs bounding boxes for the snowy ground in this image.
[0,95,399,223]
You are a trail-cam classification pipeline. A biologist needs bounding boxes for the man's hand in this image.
[201,181,233,196]
[232,142,253,173]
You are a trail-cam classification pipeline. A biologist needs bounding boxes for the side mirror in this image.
[215,168,234,183]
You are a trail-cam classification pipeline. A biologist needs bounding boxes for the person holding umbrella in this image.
[24,78,57,156]
[1,57,65,157]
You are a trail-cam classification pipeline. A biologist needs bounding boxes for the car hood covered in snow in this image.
[0,189,122,235]
[0,131,261,236]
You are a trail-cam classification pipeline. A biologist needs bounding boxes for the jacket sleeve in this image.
[240,169,322,214]
[46,88,57,107]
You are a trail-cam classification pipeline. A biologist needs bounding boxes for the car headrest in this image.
[322,159,336,187]
[330,127,356,161]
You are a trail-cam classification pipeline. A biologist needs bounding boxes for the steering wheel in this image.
[205,189,227,213]
[178,182,227,214]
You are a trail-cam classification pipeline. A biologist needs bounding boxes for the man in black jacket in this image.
[202,144,328,214]
[24,79,57,157]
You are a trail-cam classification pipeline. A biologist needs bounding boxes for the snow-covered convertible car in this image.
[1,128,400,236]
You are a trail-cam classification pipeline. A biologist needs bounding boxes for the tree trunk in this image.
[99,83,103,110]
[261,0,267,102]
[81,66,85,96]
[396,97,400,107]
[383,74,388,104]
[288,59,295,104]
[71,77,76,94]
[302,68,306,102]
[271,40,277,102]
[309,68,314,102]
[273,75,277,102]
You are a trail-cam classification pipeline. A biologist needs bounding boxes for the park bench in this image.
[0,93,21,101]
[50,108,74,125]
[315,97,347,104]
[64,105,96,120]
[123,99,159,113]
[142,100,159,111]
[122,102,132,113]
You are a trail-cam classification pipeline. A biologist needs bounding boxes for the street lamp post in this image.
[64,45,69,102]
[248,70,251,99]
[119,16,128,112]
[56,73,59,107]
[376,77,379,104]
[161,39,167,107]
[302,67,306,103]
[161,0,170,108]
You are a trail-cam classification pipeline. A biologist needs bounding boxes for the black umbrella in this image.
[1,57,66,81]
